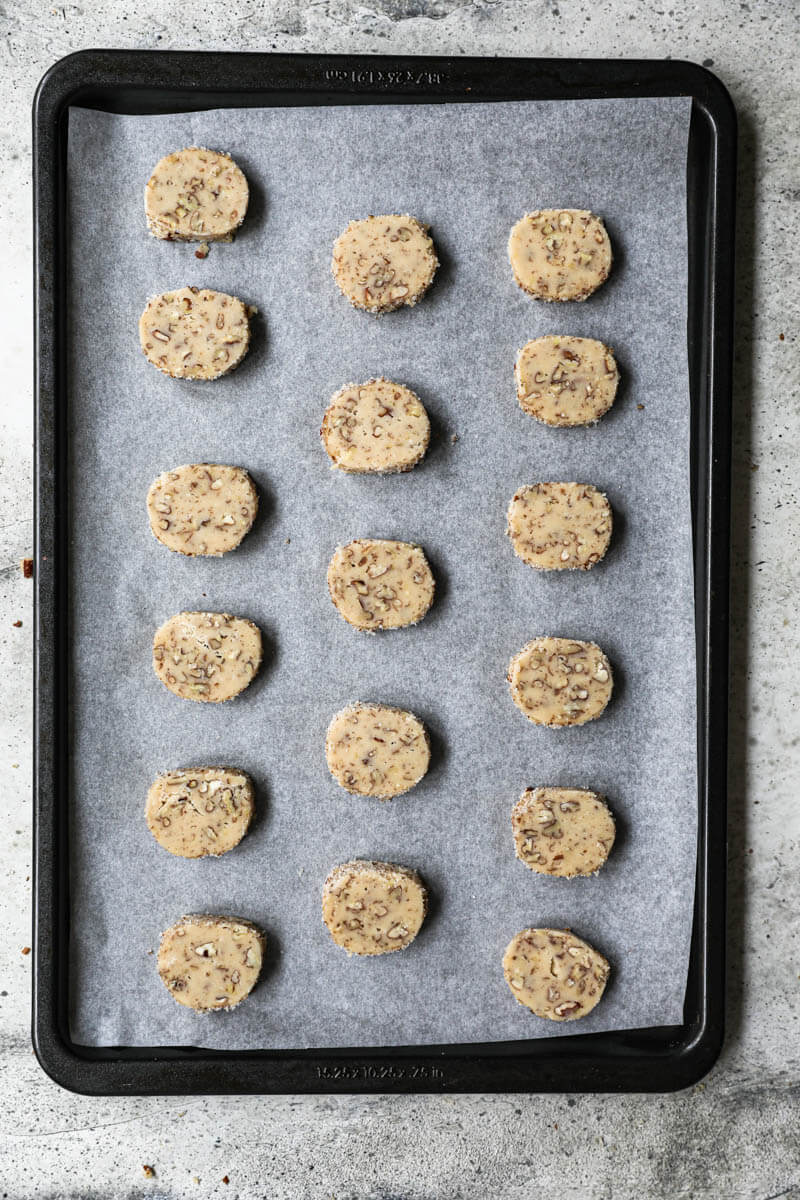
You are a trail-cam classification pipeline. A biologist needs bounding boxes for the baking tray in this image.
[32,50,735,1095]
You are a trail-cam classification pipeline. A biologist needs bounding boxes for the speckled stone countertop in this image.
[1,2,798,1197]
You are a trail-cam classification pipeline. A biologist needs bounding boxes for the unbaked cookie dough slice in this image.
[322,860,427,956]
[508,209,612,301]
[139,287,251,380]
[326,703,430,799]
[146,767,255,858]
[158,914,265,1011]
[515,336,619,427]
[508,637,612,728]
[331,215,439,313]
[147,464,258,557]
[511,787,615,877]
[327,539,435,632]
[321,378,430,474]
[503,928,610,1021]
[145,147,249,242]
[153,612,262,703]
[507,483,612,571]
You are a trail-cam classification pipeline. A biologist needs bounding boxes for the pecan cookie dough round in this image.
[508,209,612,302]
[512,787,616,878]
[325,703,430,799]
[503,928,610,1021]
[147,464,258,557]
[327,539,435,632]
[508,637,612,728]
[145,147,249,242]
[331,215,438,313]
[153,612,262,703]
[146,767,255,859]
[158,914,265,1012]
[515,336,619,427]
[322,860,427,956]
[139,287,251,380]
[507,483,612,571]
[321,378,430,474]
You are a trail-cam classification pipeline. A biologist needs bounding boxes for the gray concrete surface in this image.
[1,1,798,1196]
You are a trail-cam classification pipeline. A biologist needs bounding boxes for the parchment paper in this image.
[67,95,695,1049]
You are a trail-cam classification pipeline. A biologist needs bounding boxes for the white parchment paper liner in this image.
[66,96,695,1049]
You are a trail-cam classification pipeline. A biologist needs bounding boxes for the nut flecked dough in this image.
[322,860,428,956]
[146,767,255,858]
[327,539,435,631]
[139,287,251,380]
[145,147,249,241]
[321,378,430,474]
[515,336,619,427]
[508,209,612,301]
[507,483,612,571]
[508,637,613,728]
[331,215,438,313]
[511,787,616,877]
[153,612,262,703]
[158,914,265,1011]
[147,464,258,557]
[503,928,610,1020]
[325,703,430,799]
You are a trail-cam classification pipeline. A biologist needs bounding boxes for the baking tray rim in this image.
[32,49,735,1095]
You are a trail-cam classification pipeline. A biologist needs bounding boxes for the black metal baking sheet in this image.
[32,50,734,1095]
